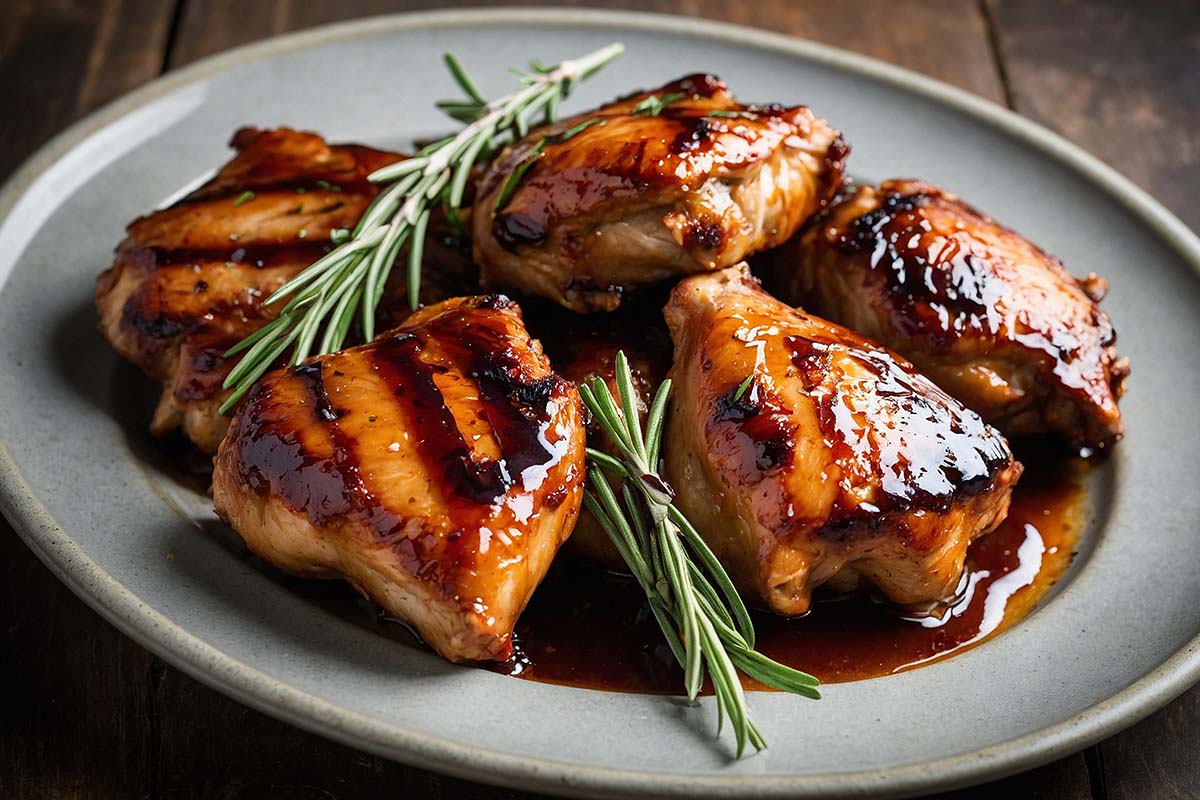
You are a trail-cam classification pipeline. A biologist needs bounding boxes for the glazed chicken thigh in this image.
[771,179,1128,452]
[96,127,476,453]
[95,128,403,452]
[212,296,585,662]
[664,266,1021,616]
[473,74,847,312]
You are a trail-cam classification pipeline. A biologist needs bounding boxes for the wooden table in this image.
[2,2,1196,797]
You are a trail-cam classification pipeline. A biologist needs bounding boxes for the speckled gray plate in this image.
[1,8,1198,799]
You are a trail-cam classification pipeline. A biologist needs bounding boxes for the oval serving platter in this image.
[1,9,1198,799]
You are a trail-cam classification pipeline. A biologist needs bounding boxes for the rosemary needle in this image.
[580,352,820,758]
[218,43,625,413]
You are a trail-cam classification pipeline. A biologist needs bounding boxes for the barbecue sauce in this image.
[488,441,1084,689]
[165,408,1083,689]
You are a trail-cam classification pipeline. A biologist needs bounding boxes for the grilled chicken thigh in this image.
[771,179,1128,451]
[96,127,475,453]
[473,74,847,312]
[212,296,585,662]
[664,266,1021,616]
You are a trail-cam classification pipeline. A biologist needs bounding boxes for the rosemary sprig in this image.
[632,90,686,116]
[732,373,754,402]
[217,43,625,413]
[580,352,820,758]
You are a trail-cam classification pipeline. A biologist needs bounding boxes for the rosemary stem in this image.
[218,44,624,414]
[580,353,821,757]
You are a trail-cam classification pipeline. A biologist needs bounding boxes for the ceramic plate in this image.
[1,9,1198,799]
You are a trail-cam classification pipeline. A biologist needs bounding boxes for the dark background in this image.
[2,1,1197,798]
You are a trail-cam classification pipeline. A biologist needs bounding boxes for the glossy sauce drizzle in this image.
[489,442,1084,690]
[209,424,1084,689]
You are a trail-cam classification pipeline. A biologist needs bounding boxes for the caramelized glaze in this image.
[96,127,481,454]
[473,74,846,312]
[233,296,577,550]
[525,295,675,567]
[662,266,1021,616]
[253,440,1083,686]
[95,128,406,453]
[774,179,1128,451]
[784,338,1012,518]
[493,443,1084,690]
[483,74,819,250]
[212,295,586,662]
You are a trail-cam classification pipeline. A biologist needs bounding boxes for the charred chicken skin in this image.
[473,74,848,312]
[212,296,585,662]
[95,127,475,453]
[771,179,1128,451]
[664,266,1021,616]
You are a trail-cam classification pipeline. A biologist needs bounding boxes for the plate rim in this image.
[1,7,1198,798]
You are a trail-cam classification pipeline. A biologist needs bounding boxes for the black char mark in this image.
[785,336,1011,520]
[836,191,1000,342]
[372,332,514,506]
[489,72,771,252]
[422,303,567,483]
[234,360,378,531]
[372,299,566,506]
[714,376,797,472]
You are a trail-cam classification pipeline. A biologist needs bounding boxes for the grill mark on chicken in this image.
[234,365,376,532]
[235,300,575,549]
[119,247,322,342]
[490,92,818,248]
[148,243,330,268]
[97,127,482,453]
[374,333,512,509]
[663,265,1021,616]
[173,332,237,402]
[296,362,340,422]
[713,378,797,472]
[212,296,585,662]
[418,302,568,485]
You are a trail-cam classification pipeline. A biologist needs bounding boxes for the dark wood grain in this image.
[987,5,1200,794]
[0,4,175,797]
[0,0,175,794]
[2,0,1197,797]
[0,531,156,800]
[169,0,1006,102]
[1100,685,1200,800]
[0,0,174,179]
[988,0,1200,233]
[931,757,1094,800]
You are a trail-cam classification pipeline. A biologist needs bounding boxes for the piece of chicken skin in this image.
[526,295,673,568]
[95,127,477,453]
[473,73,848,312]
[663,266,1022,616]
[770,179,1128,452]
[212,296,585,662]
